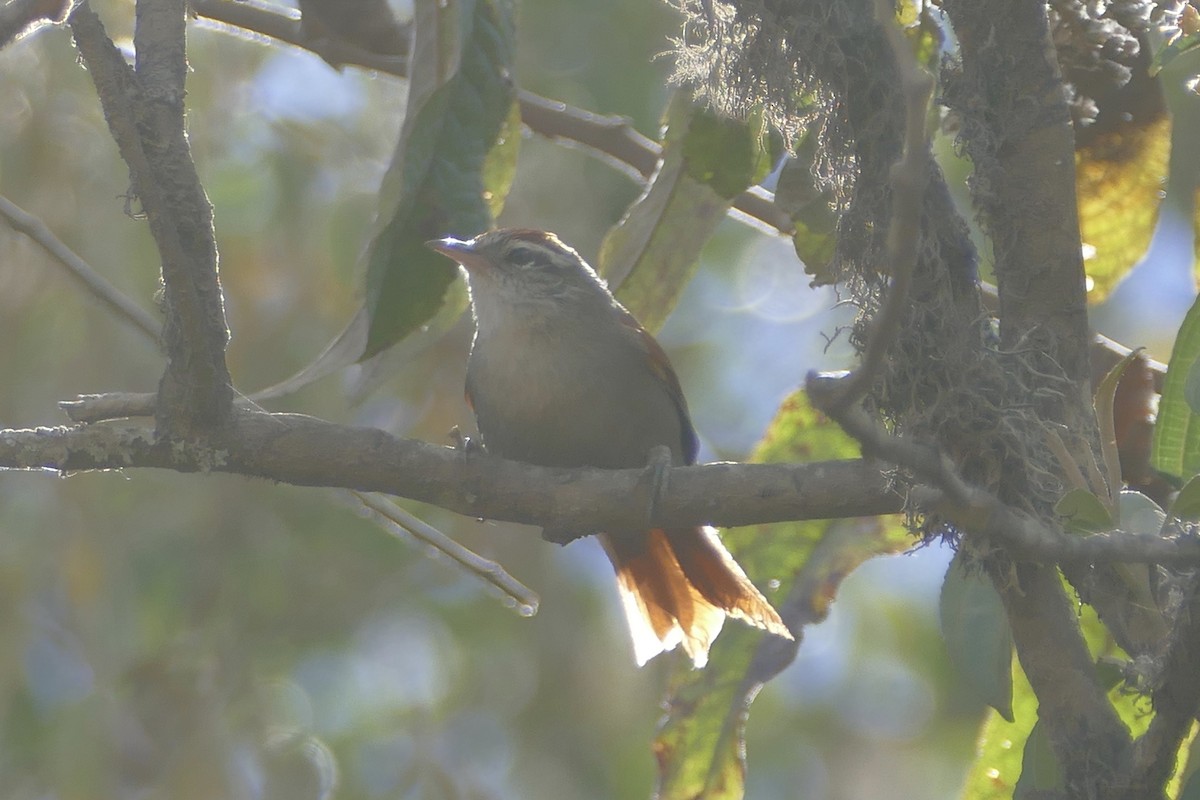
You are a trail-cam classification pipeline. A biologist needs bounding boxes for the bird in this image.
[429,228,791,667]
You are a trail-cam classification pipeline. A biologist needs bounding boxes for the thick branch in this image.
[0,412,900,533]
[1132,580,1200,794]
[945,0,1092,388]
[809,374,1136,792]
[994,561,1133,789]
[8,410,1200,572]
[70,2,232,435]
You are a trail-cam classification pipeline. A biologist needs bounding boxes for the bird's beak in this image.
[427,237,489,273]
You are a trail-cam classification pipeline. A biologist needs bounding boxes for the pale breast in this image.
[466,321,690,470]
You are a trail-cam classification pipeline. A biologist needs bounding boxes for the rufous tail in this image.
[601,527,792,668]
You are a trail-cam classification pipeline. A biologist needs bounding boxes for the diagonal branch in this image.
[351,490,539,614]
[0,194,161,344]
[188,0,794,235]
[806,378,1200,566]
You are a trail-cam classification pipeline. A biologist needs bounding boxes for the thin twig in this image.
[350,491,539,616]
[0,194,161,344]
[59,392,158,422]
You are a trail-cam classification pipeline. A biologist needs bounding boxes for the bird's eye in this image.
[506,245,553,269]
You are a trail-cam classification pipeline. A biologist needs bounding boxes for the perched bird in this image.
[429,228,791,667]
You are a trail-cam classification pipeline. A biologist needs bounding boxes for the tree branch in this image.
[188,0,795,236]
[0,0,69,49]
[1,410,899,532]
[70,1,233,436]
[186,0,1169,396]
[0,194,162,344]
[6,407,1200,573]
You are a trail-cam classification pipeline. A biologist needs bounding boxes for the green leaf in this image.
[601,94,776,332]
[679,105,776,198]
[1186,358,1200,415]
[1183,771,1200,800]
[653,391,909,800]
[1175,725,1200,800]
[362,0,518,357]
[1111,491,1168,636]
[957,660,1038,800]
[1168,475,1200,520]
[1054,488,1115,533]
[1014,721,1065,796]
[773,134,839,284]
[940,551,1014,721]
[1150,31,1200,76]
[960,581,1153,800]
[1152,293,1200,477]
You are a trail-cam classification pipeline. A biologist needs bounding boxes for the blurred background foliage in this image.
[0,1,1195,798]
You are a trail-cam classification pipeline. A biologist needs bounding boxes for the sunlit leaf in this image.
[1152,293,1200,477]
[1175,723,1200,800]
[602,94,776,332]
[362,0,518,356]
[653,392,909,800]
[958,658,1036,800]
[1077,117,1171,302]
[940,551,1014,721]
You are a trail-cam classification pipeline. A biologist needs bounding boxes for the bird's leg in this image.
[640,444,674,529]
[448,425,485,456]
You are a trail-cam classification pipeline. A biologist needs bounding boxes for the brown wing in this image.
[613,306,700,465]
